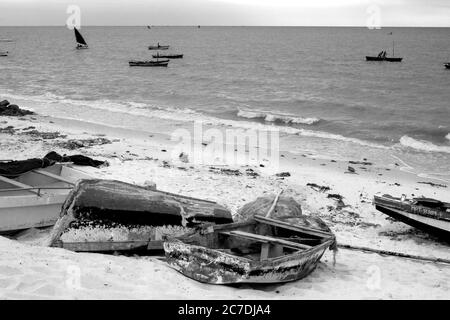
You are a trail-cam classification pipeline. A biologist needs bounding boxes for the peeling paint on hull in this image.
[164,238,334,284]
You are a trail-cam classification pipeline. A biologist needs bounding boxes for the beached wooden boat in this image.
[164,214,336,284]
[374,195,450,240]
[148,44,169,50]
[0,164,92,234]
[152,53,183,59]
[129,60,169,67]
[74,27,88,50]
[48,179,233,252]
[445,63,450,69]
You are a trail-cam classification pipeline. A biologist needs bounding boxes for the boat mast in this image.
[392,39,395,57]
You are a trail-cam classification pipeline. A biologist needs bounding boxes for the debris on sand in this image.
[179,152,189,163]
[275,172,291,177]
[417,181,447,188]
[209,167,242,176]
[23,130,67,140]
[55,137,112,150]
[306,183,331,192]
[346,166,356,174]
[0,125,16,134]
[349,160,373,166]
[245,168,259,177]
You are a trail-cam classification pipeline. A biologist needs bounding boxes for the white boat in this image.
[0,164,92,234]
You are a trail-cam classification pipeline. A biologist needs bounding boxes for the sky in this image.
[0,0,449,27]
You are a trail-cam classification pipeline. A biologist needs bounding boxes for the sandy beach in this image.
[0,107,449,300]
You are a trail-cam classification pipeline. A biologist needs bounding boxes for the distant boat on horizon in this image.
[366,38,402,62]
[148,43,169,50]
[0,51,8,57]
[74,27,88,50]
[445,63,450,69]
[147,26,151,29]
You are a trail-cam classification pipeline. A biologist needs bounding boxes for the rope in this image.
[337,243,450,265]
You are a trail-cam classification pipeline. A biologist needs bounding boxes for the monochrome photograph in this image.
[0,0,449,303]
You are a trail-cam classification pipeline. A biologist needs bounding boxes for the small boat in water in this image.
[374,194,450,240]
[445,63,450,69]
[0,163,92,234]
[152,53,183,59]
[129,59,169,67]
[148,43,169,50]
[366,56,403,62]
[0,51,8,57]
[164,214,336,284]
[74,27,88,49]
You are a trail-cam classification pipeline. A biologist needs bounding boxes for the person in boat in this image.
[377,51,383,58]
[382,51,387,58]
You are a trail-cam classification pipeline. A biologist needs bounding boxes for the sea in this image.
[0,26,449,182]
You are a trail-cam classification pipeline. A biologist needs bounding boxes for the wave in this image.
[446,133,450,141]
[1,90,391,150]
[237,109,320,125]
[399,135,450,154]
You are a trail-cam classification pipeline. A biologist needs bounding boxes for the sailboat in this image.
[74,27,88,50]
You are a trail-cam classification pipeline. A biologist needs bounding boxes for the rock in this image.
[347,166,356,173]
[0,103,34,116]
[0,100,9,107]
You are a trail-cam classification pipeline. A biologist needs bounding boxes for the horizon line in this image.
[1,25,449,28]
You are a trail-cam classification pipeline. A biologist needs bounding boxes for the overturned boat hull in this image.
[48,179,233,251]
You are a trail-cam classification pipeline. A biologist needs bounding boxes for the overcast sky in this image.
[0,0,449,27]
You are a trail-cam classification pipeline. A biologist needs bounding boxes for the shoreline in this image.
[0,109,449,299]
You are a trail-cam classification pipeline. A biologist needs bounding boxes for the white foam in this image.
[237,109,320,125]
[446,133,450,141]
[399,135,450,154]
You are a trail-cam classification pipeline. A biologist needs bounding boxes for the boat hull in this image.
[366,56,403,62]
[152,54,183,59]
[148,46,169,50]
[0,164,92,233]
[129,60,169,67]
[164,238,332,284]
[374,195,450,240]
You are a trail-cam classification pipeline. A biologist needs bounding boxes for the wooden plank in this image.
[220,230,311,250]
[254,215,334,239]
[32,169,75,185]
[57,240,149,252]
[0,175,39,195]
[260,243,270,261]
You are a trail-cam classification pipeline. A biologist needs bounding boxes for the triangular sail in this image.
[74,27,87,46]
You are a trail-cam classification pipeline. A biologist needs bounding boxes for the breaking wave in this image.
[399,135,450,154]
[237,109,320,125]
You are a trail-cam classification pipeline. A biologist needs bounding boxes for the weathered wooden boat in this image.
[444,63,450,69]
[47,179,233,252]
[129,59,169,67]
[374,195,450,240]
[164,214,336,284]
[148,44,169,50]
[74,27,88,49]
[152,53,183,59]
[0,164,92,234]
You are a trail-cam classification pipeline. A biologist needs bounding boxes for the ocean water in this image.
[0,26,449,180]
